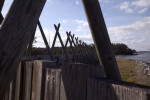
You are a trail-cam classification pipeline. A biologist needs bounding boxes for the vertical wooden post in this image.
[11,63,22,100]
[0,0,46,98]
[44,68,61,100]
[81,0,121,80]
[22,61,33,100]
[31,61,42,100]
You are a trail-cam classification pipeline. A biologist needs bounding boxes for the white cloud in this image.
[74,20,89,33]
[34,29,55,47]
[34,19,93,47]
[132,0,150,7]
[76,1,79,5]
[117,2,134,14]
[74,20,93,44]
[138,8,148,13]
[74,20,88,27]
[33,17,150,51]
[62,20,69,23]
[108,17,150,51]
[47,0,54,3]
[117,0,150,14]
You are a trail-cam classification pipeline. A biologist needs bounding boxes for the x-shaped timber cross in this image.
[51,24,70,62]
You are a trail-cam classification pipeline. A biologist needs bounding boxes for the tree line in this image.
[112,43,136,55]
[26,43,136,56]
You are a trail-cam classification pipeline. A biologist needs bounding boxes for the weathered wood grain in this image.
[60,75,67,100]
[61,63,104,100]
[3,89,9,100]
[11,63,22,100]
[31,61,42,100]
[44,68,61,100]
[22,61,33,100]
[81,0,121,80]
[40,60,57,100]
[87,78,150,100]
[0,0,46,98]
[8,82,12,100]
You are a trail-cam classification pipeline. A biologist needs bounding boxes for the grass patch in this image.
[117,59,136,83]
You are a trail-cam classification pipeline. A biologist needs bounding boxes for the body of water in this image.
[116,51,150,63]
[117,51,150,76]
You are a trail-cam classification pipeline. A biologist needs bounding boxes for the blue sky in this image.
[2,0,150,51]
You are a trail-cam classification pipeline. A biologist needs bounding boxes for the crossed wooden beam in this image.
[37,21,54,60]
[51,24,70,62]
[0,4,95,64]
[0,9,95,64]
[0,0,94,64]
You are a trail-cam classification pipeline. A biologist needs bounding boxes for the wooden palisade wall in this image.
[3,60,150,100]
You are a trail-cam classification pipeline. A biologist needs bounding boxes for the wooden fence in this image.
[3,59,150,100]
[87,78,150,100]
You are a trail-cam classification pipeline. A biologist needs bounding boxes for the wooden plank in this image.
[22,61,33,100]
[3,63,22,100]
[60,75,67,100]
[81,0,121,80]
[61,63,104,100]
[11,63,22,100]
[8,82,13,100]
[40,61,57,100]
[3,89,9,100]
[44,68,61,100]
[31,60,42,100]
[87,78,150,100]
[0,0,46,98]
